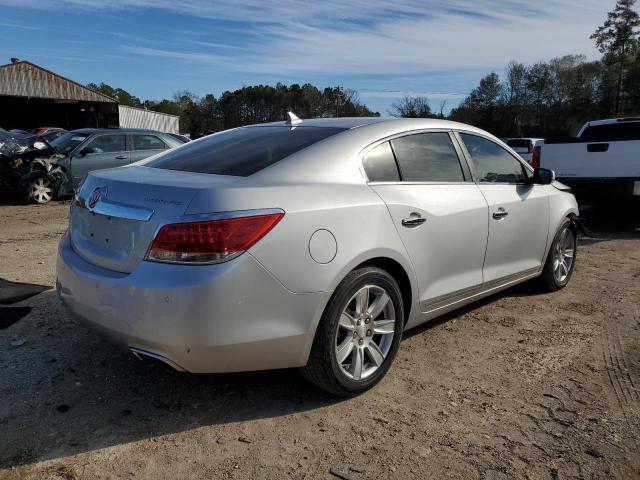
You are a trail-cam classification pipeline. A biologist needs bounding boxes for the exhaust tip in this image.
[130,347,186,372]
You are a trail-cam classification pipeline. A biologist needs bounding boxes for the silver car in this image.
[56,117,579,396]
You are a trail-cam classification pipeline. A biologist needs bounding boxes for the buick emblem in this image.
[88,186,108,209]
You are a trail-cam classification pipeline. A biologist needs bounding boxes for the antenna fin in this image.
[286,111,302,126]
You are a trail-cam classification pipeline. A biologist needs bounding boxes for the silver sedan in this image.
[56,117,579,396]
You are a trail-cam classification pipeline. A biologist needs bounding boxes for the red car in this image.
[32,127,67,141]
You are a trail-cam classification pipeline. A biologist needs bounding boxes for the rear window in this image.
[505,139,532,152]
[146,126,346,176]
[581,122,640,141]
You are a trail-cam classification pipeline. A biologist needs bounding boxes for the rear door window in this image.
[132,134,167,151]
[460,133,527,183]
[85,134,127,154]
[146,126,346,176]
[390,132,465,182]
[363,142,400,182]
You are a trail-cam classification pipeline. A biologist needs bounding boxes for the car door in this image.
[457,132,549,284]
[366,131,489,312]
[70,133,129,187]
[129,133,170,163]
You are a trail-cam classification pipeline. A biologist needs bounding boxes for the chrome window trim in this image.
[360,128,474,184]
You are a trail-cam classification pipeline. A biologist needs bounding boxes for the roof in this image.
[69,128,174,134]
[583,117,640,127]
[0,60,116,103]
[252,116,487,133]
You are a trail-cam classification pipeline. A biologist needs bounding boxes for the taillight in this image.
[147,212,284,264]
[531,145,541,168]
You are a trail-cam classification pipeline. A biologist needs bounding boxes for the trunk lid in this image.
[70,166,242,273]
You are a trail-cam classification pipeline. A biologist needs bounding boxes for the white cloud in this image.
[2,0,607,77]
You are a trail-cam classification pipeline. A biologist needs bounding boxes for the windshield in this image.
[49,132,90,155]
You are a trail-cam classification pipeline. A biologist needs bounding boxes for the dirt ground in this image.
[0,201,638,480]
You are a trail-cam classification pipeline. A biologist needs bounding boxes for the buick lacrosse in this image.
[57,116,579,396]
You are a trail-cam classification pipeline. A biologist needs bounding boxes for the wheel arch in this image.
[350,256,414,326]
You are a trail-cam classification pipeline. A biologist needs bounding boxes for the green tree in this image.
[591,0,640,115]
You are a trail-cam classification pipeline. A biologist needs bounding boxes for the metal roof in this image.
[0,60,116,103]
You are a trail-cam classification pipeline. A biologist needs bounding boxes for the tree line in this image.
[87,82,378,136]
[89,0,639,138]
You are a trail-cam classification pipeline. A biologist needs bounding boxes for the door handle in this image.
[492,208,509,220]
[402,213,426,228]
[115,155,128,160]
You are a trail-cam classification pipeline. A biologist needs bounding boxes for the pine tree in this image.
[590,0,640,115]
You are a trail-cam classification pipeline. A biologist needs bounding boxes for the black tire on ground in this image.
[300,266,404,397]
[539,218,577,291]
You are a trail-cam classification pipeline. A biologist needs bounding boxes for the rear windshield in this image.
[505,139,531,150]
[145,126,346,176]
[581,122,640,141]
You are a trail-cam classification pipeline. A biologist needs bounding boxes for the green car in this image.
[34,128,185,203]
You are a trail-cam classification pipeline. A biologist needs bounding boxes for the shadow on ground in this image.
[0,210,636,469]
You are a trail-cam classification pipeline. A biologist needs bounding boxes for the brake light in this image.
[147,213,284,264]
[531,145,541,168]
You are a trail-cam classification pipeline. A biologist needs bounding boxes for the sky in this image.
[0,0,609,115]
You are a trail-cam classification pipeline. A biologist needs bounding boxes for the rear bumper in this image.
[557,177,640,202]
[56,233,331,373]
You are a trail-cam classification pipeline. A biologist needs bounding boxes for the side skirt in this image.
[407,267,541,328]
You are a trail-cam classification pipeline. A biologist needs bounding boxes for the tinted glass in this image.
[461,133,527,183]
[581,122,640,141]
[49,132,89,155]
[505,139,531,153]
[133,134,167,151]
[363,142,400,182]
[390,132,464,182]
[87,135,126,153]
[147,126,345,176]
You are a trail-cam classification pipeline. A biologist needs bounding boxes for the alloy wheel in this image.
[553,227,575,283]
[334,285,396,381]
[31,178,53,204]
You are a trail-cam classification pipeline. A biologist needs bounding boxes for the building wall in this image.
[118,105,179,134]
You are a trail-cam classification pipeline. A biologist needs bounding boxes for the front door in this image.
[458,133,549,284]
[70,133,129,187]
[365,131,489,312]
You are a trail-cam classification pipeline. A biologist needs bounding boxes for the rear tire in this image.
[300,266,404,397]
[539,218,576,291]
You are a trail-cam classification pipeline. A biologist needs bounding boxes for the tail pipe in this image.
[130,347,186,372]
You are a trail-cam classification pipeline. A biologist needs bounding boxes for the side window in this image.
[85,135,126,154]
[390,132,464,182]
[133,135,168,151]
[363,141,400,182]
[460,133,527,183]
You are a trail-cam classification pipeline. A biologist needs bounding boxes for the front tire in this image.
[29,177,54,204]
[300,266,404,397]
[540,218,576,291]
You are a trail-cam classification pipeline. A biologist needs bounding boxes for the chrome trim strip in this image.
[75,195,155,222]
[90,198,155,222]
[421,267,541,314]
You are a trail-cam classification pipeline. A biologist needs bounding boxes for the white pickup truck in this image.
[536,118,640,203]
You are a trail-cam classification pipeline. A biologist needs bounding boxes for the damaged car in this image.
[0,130,67,204]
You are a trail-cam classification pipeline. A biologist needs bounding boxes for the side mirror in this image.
[532,167,555,185]
[78,146,98,156]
